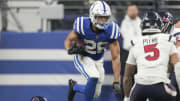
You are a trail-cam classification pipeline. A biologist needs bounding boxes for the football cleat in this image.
[68,79,77,101]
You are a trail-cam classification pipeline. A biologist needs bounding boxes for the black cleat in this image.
[68,79,77,101]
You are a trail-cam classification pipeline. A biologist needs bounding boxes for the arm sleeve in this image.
[73,17,79,33]
[110,22,120,40]
[126,48,136,65]
[73,17,85,36]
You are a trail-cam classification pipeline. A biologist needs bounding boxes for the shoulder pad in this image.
[158,34,176,43]
[73,16,86,36]
[109,22,120,40]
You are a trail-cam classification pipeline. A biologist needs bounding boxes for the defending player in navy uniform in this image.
[64,1,121,101]
[123,11,179,101]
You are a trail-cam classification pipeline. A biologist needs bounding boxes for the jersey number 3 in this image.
[144,43,159,61]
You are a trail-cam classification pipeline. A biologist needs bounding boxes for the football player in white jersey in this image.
[64,1,121,101]
[160,12,180,101]
[123,11,179,101]
[174,34,180,100]
[174,21,180,90]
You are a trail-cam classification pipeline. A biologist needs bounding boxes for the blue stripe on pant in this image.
[74,55,89,78]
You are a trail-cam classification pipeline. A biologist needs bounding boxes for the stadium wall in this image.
[0,31,120,101]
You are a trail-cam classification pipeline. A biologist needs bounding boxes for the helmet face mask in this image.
[94,16,110,29]
[89,1,111,30]
[161,21,174,34]
[159,12,175,34]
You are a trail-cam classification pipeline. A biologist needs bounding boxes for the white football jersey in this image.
[126,33,178,85]
[171,28,180,35]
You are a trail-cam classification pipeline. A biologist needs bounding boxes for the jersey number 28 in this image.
[144,43,159,61]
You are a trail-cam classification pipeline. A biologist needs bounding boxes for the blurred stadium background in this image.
[0,0,180,101]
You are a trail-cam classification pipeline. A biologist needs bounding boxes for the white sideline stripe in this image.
[0,74,113,85]
[0,49,112,61]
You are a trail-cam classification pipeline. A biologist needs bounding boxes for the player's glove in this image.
[68,47,85,55]
[123,96,130,101]
[112,82,122,98]
[68,43,85,55]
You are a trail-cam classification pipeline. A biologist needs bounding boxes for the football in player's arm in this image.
[64,29,121,96]
[64,1,121,101]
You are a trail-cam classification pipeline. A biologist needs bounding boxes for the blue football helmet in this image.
[141,11,163,34]
[159,11,175,34]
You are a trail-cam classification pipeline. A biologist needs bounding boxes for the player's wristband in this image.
[123,96,130,101]
[175,62,180,69]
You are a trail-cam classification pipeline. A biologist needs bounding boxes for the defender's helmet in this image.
[31,96,48,101]
[159,12,175,34]
[89,1,111,30]
[141,11,163,34]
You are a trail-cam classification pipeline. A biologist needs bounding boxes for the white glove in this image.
[123,96,130,101]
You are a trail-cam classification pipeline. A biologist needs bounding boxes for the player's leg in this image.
[162,83,177,101]
[93,59,105,98]
[130,83,147,101]
[69,55,100,101]
[170,71,180,101]
[175,64,180,101]
[148,83,176,101]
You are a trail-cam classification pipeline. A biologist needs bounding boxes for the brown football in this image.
[71,39,85,48]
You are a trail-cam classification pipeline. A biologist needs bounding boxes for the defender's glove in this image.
[112,82,122,98]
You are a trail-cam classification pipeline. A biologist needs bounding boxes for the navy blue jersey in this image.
[73,17,120,60]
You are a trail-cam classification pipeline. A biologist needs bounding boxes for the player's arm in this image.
[170,42,180,65]
[109,40,122,97]
[109,40,121,82]
[123,63,136,97]
[170,43,180,91]
[64,30,79,51]
[123,47,136,100]
[171,53,179,65]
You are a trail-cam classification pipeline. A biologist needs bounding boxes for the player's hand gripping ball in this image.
[68,39,85,55]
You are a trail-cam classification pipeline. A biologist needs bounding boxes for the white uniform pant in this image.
[73,55,105,98]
